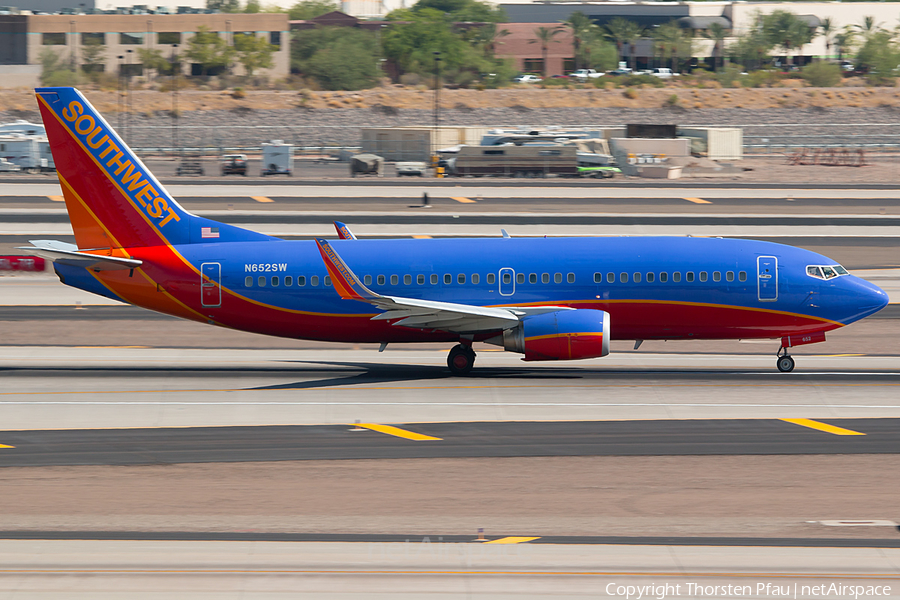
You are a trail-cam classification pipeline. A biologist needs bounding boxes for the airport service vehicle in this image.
[25,87,889,375]
[570,69,603,80]
[220,154,247,176]
[446,145,579,178]
[648,67,677,78]
[260,140,292,176]
[513,74,542,83]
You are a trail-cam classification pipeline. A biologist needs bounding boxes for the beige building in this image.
[0,13,290,87]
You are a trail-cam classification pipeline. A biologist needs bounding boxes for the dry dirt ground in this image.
[5,84,900,113]
[1,455,897,539]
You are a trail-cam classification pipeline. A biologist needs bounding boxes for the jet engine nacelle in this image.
[487,309,610,361]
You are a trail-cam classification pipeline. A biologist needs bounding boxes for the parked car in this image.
[648,67,678,79]
[608,67,633,76]
[549,74,571,79]
[221,154,247,176]
[513,74,543,83]
[570,69,604,80]
[840,60,855,73]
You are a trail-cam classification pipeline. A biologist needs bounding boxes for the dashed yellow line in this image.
[0,444,14,449]
[251,196,274,203]
[451,196,476,203]
[412,235,432,239]
[781,418,866,436]
[47,195,65,202]
[483,537,541,544]
[684,197,711,204]
[355,423,442,441]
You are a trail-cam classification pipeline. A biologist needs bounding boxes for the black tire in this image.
[777,355,795,373]
[447,344,476,376]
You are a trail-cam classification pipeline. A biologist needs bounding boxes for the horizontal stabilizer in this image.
[19,240,142,271]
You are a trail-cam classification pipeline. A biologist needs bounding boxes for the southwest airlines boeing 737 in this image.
[23,87,889,374]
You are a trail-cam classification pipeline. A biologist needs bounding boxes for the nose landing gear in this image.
[447,344,476,376]
[776,346,795,373]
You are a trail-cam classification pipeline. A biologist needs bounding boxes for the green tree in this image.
[801,61,841,86]
[819,17,834,60]
[39,47,78,86]
[408,0,505,23]
[381,8,490,82]
[185,25,235,76]
[137,47,168,80]
[726,13,773,71]
[762,10,815,67]
[470,23,510,59]
[855,16,883,41]
[234,33,275,76]
[604,17,643,70]
[288,0,338,20]
[834,28,856,62]
[653,21,691,72]
[292,26,381,89]
[81,38,106,78]
[243,0,261,12]
[856,29,900,84]
[702,22,728,71]
[528,26,563,77]
[581,30,618,72]
[564,11,597,71]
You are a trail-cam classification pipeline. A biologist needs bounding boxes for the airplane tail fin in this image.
[36,87,270,249]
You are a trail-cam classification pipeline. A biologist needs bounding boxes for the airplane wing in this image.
[333,221,358,240]
[18,240,143,271]
[316,238,568,334]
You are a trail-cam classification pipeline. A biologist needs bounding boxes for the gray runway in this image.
[1,418,899,467]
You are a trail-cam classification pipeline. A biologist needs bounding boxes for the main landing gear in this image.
[776,346,795,373]
[447,344,476,376]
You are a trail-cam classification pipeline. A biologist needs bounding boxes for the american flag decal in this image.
[201,227,220,239]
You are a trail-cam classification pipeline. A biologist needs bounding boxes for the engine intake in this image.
[487,309,610,361]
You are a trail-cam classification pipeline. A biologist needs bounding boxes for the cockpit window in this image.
[806,264,848,280]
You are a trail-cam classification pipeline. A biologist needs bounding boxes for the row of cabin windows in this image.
[593,270,748,284]
[244,272,578,288]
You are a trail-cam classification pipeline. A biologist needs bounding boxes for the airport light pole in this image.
[432,51,441,176]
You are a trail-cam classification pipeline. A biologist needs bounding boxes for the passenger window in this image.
[417,274,425,285]
[594,273,602,283]
[739,271,747,282]
[543,273,550,284]
[517,273,525,284]
[555,273,562,284]
[325,276,332,287]
[391,275,398,285]
[364,275,372,285]
[503,273,511,284]
[445,274,452,284]
[404,274,411,285]
[487,273,495,284]
[285,276,293,287]
[673,272,681,282]
[646,272,655,283]
[726,271,734,282]
[298,276,306,286]
[633,272,641,283]
[607,272,615,284]
[699,272,707,282]
[620,272,628,283]
[431,274,438,285]
[712,272,720,282]
[458,273,466,284]
[659,272,668,283]
[567,273,575,283]
[258,276,266,287]
[472,274,480,284]
[245,276,253,287]
[271,276,279,287]
[686,272,695,282]
[377,275,385,285]
[311,275,319,286]
[529,273,537,284]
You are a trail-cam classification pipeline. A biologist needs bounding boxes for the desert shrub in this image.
[400,73,422,86]
[714,64,743,88]
[231,87,246,99]
[623,87,637,99]
[665,93,679,106]
[741,70,783,88]
[540,77,571,87]
[618,73,664,88]
[800,62,841,88]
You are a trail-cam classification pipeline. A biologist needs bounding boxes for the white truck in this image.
[570,68,604,80]
[648,67,678,79]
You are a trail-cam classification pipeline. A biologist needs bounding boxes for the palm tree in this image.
[702,22,729,71]
[604,17,642,69]
[762,10,814,68]
[474,23,510,59]
[529,26,563,77]
[819,17,834,61]
[565,11,597,71]
[855,16,883,41]
[833,27,856,63]
[653,21,684,72]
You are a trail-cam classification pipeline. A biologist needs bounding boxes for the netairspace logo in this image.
[604,583,893,600]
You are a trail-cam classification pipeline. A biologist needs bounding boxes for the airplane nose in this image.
[851,276,890,319]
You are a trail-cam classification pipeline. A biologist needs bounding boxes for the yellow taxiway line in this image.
[251,196,274,203]
[451,197,476,203]
[781,418,866,436]
[684,197,711,204]
[483,537,541,544]
[47,195,65,202]
[356,423,442,441]
[0,444,14,448]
